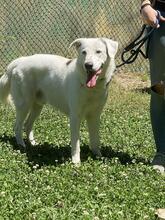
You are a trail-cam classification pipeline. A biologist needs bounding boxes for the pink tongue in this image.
[86,74,97,88]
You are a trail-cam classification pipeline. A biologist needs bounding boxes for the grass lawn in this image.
[0,72,164,220]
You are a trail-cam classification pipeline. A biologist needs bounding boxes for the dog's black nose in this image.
[85,62,93,71]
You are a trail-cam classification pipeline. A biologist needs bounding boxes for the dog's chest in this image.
[80,88,108,112]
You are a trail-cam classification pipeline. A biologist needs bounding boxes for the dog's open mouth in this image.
[86,68,102,88]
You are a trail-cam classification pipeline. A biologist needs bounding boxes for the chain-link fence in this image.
[0,0,149,74]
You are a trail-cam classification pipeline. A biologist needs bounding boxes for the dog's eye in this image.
[82,50,87,55]
[96,50,102,54]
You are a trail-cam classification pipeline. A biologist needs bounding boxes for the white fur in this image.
[0,38,118,163]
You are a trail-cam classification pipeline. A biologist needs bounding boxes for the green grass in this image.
[0,77,165,220]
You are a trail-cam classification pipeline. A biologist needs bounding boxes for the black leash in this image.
[116,11,160,68]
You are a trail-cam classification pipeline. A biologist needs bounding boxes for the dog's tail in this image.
[0,71,11,104]
[0,60,17,104]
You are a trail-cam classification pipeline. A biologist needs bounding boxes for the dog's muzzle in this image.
[85,63,104,88]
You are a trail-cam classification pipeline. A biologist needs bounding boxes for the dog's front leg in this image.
[70,114,81,164]
[86,114,102,157]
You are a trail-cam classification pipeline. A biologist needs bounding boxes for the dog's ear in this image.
[69,38,83,50]
[101,38,118,58]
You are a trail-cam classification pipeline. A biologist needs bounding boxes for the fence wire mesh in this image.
[0,0,149,74]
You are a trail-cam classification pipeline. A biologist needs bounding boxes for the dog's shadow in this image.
[0,134,149,168]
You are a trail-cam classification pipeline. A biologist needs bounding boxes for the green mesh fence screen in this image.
[0,0,149,74]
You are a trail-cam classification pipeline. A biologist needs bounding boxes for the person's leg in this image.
[148,21,165,173]
[150,91,165,154]
[150,92,165,173]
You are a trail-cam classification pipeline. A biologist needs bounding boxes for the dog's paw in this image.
[30,139,38,146]
[16,139,26,149]
[72,154,81,164]
[92,148,102,158]
[16,140,27,153]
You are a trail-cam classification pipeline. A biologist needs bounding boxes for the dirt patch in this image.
[113,71,150,91]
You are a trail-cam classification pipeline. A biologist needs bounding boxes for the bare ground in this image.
[113,71,150,91]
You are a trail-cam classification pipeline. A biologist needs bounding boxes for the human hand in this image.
[141,5,165,28]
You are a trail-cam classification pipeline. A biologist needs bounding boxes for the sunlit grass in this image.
[0,76,164,220]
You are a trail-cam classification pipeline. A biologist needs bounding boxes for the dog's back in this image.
[1,54,76,114]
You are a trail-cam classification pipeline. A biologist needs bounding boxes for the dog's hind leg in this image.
[70,114,81,164]
[14,106,29,148]
[24,103,43,145]
[11,74,30,148]
[86,114,102,157]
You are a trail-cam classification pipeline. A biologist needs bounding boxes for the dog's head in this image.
[70,38,118,88]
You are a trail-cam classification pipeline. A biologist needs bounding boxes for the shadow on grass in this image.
[0,134,149,168]
[101,146,149,165]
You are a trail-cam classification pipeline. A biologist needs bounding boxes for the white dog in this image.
[0,38,118,163]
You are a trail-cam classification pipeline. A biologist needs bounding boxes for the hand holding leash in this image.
[140,4,165,28]
[116,10,161,68]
